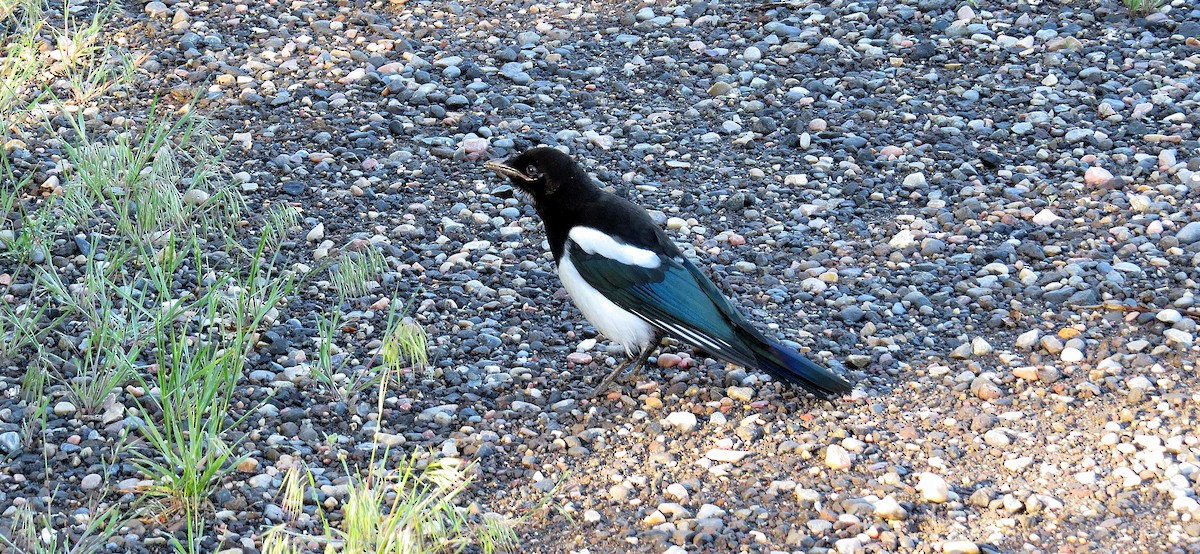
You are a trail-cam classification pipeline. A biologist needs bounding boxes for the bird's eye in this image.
[525,164,541,179]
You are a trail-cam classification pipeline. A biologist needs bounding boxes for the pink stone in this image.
[657,353,683,368]
[566,352,593,365]
[1013,366,1039,380]
[1084,166,1113,186]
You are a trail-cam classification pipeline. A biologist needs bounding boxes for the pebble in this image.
[807,519,833,534]
[971,337,992,356]
[726,386,753,402]
[1012,366,1039,381]
[835,537,864,554]
[1175,221,1200,245]
[656,353,682,368]
[825,444,852,470]
[80,473,103,490]
[1164,329,1194,346]
[1015,329,1040,349]
[1060,347,1084,363]
[665,411,698,432]
[665,483,689,502]
[916,473,951,503]
[0,431,20,454]
[984,429,1012,447]
[1156,309,1183,324]
[705,448,749,463]
[707,82,733,96]
[942,541,980,554]
[873,495,908,520]
[182,189,210,205]
[889,229,916,249]
[1041,336,1064,354]
[1113,467,1143,487]
[1032,209,1060,226]
[1127,375,1152,390]
[565,352,592,364]
[1084,166,1113,185]
[1004,457,1035,472]
[306,223,325,242]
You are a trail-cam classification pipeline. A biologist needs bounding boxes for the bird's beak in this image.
[484,160,533,182]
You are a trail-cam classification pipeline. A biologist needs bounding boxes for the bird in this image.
[484,146,853,400]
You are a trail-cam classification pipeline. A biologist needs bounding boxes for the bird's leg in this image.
[588,334,663,398]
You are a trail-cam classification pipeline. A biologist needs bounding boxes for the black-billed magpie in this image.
[484,147,853,400]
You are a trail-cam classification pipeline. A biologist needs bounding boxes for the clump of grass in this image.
[125,199,295,552]
[13,102,295,552]
[330,246,388,299]
[310,246,390,398]
[310,247,433,400]
[264,452,517,554]
[0,0,46,120]
[266,327,517,554]
[0,1,294,553]
[382,319,429,376]
[1123,0,1164,16]
[0,499,128,554]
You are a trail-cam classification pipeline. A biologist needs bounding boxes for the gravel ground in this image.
[3,0,1200,552]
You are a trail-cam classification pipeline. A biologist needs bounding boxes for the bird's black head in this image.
[484,146,590,206]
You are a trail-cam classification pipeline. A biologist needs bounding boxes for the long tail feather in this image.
[742,334,853,400]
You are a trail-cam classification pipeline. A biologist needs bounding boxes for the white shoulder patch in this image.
[568,226,661,269]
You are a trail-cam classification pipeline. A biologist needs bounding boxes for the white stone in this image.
[1127,376,1153,390]
[903,173,927,187]
[705,448,749,463]
[1112,466,1142,487]
[144,1,169,17]
[664,411,698,432]
[1164,329,1194,346]
[1004,456,1034,472]
[916,473,950,503]
[1032,208,1060,225]
[942,541,980,554]
[182,189,210,205]
[984,429,1011,447]
[801,277,827,294]
[873,495,908,520]
[825,444,852,470]
[665,483,689,502]
[696,503,725,519]
[889,229,916,249]
[1060,347,1084,363]
[1015,329,1040,349]
[1128,194,1151,212]
[1157,309,1183,323]
[835,537,864,554]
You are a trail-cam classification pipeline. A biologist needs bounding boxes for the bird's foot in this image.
[586,350,655,399]
[588,359,648,398]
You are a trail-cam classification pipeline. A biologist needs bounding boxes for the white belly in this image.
[558,250,657,355]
